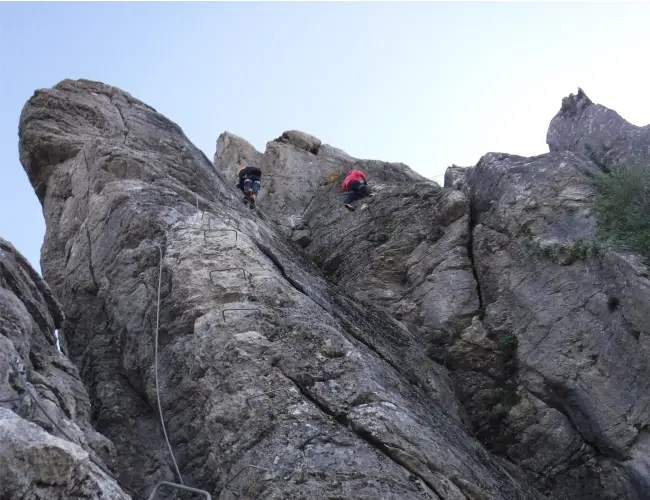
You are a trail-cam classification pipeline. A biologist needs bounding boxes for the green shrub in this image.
[497,335,518,349]
[569,238,602,260]
[593,165,650,260]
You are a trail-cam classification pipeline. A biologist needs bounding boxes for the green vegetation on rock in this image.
[594,165,650,260]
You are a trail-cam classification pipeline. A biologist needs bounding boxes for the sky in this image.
[1,1,650,275]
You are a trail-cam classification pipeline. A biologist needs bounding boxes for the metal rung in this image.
[147,481,212,499]
[204,229,238,243]
[202,211,240,227]
[208,216,233,230]
[209,268,250,284]
[221,308,261,321]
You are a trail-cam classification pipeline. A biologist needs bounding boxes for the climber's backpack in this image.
[245,166,262,179]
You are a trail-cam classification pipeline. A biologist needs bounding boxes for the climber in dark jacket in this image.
[237,166,262,205]
[341,169,373,211]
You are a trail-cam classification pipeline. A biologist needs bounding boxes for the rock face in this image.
[215,90,650,500]
[19,79,548,500]
[216,134,477,354]
[16,79,650,500]
[456,150,650,500]
[0,238,130,499]
[547,87,650,170]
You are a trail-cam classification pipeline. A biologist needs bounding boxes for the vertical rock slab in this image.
[455,149,650,499]
[0,238,129,499]
[18,78,234,496]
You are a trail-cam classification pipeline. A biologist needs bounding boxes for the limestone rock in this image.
[217,132,427,237]
[459,149,650,499]
[19,79,546,500]
[215,92,650,500]
[214,131,263,184]
[547,87,650,170]
[274,130,322,154]
[291,227,312,248]
[0,408,129,499]
[0,238,128,499]
[217,134,477,364]
[444,164,472,193]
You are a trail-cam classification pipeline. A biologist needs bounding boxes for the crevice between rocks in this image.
[110,93,130,145]
[84,226,100,293]
[253,234,456,497]
[253,238,431,404]
[467,202,485,318]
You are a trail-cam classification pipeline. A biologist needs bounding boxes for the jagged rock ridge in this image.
[547,87,650,170]
[8,80,650,500]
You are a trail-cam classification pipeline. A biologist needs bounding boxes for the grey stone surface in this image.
[214,131,263,184]
[547,87,650,170]
[19,79,547,500]
[444,164,473,192]
[215,131,428,238]
[0,408,129,499]
[274,130,322,155]
[0,237,129,499]
[291,227,312,248]
[17,78,650,500]
[216,130,479,374]
[216,93,650,499]
[446,149,650,499]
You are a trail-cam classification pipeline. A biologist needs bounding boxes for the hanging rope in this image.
[153,243,184,485]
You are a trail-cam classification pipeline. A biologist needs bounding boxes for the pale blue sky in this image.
[2,2,650,273]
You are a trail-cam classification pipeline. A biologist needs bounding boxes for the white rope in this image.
[154,243,184,485]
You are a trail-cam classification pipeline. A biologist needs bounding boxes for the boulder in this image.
[274,130,322,154]
[18,77,650,500]
[214,131,263,184]
[0,408,129,500]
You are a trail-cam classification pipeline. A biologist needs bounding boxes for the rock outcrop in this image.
[215,133,478,361]
[13,79,650,500]
[18,79,548,500]
[456,150,650,500]
[216,90,650,500]
[0,238,130,499]
[547,87,650,170]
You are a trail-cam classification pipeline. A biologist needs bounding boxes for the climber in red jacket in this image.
[341,169,373,211]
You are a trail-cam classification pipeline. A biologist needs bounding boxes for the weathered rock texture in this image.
[457,150,650,500]
[439,91,650,499]
[215,89,650,500]
[16,79,650,500]
[19,79,549,500]
[215,133,478,359]
[547,87,650,170]
[0,238,129,499]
